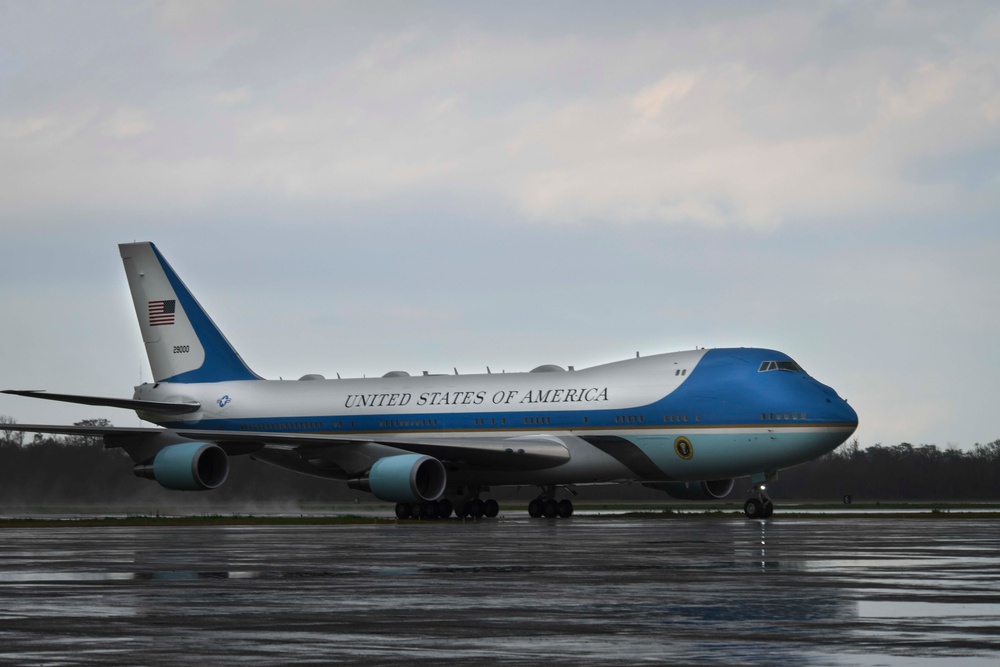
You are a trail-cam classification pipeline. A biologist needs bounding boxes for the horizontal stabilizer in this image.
[1,390,201,415]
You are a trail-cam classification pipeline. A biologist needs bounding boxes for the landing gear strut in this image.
[743,472,777,520]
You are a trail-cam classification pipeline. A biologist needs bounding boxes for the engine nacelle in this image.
[647,478,735,501]
[349,454,447,503]
[134,442,230,491]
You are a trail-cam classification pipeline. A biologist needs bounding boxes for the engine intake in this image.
[134,442,230,491]
[349,454,447,503]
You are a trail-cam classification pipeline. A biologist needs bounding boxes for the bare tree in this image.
[0,415,24,447]
[972,439,1000,461]
[68,418,113,448]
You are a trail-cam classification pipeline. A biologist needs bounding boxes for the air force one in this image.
[4,242,858,519]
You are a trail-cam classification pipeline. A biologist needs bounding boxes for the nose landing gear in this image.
[744,494,774,519]
[744,477,774,519]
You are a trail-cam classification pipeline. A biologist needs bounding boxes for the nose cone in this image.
[837,397,859,429]
[789,382,859,463]
[810,379,858,429]
[785,380,858,434]
[802,381,859,462]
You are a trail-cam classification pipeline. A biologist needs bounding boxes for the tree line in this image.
[1,415,998,507]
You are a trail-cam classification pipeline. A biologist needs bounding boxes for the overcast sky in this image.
[1,1,998,450]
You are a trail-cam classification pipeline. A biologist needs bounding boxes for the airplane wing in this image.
[6,423,571,471]
[297,434,570,471]
[1,390,200,415]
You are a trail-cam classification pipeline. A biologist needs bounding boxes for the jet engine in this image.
[133,442,230,491]
[647,478,735,500]
[349,454,447,503]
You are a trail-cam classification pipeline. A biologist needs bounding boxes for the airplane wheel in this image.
[557,499,574,518]
[470,498,485,518]
[484,498,499,518]
[427,500,441,518]
[761,500,774,519]
[395,503,411,520]
[528,499,543,518]
[455,502,469,518]
[542,498,559,518]
[744,498,763,519]
[438,498,454,519]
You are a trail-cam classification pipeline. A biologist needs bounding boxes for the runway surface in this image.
[2,516,999,666]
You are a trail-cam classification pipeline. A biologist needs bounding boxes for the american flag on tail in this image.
[148,299,176,326]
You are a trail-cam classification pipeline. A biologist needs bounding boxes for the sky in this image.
[1,1,998,450]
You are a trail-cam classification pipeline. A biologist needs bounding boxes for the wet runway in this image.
[2,516,999,666]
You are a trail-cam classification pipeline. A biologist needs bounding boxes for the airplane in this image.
[3,242,858,520]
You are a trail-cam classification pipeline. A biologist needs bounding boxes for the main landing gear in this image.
[395,499,455,520]
[527,486,575,519]
[394,485,578,520]
[394,486,502,520]
[454,497,500,519]
[451,485,501,519]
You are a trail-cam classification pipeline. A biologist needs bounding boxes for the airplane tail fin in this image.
[119,242,260,384]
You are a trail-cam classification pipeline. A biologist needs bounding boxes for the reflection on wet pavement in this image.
[1,517,999,665]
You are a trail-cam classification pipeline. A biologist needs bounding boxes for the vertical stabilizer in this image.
[119,242,260,383]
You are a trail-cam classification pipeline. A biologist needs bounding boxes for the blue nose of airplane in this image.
[835,395,858,427]
[808,378,859,428]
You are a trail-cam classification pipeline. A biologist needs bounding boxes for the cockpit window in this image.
[758,360,805,373]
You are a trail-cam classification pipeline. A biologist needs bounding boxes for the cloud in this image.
[212,88,252,107]
[632,71,703,120]
[1,2,997,234]
[0,115,57,139]
[101,107,154,138]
